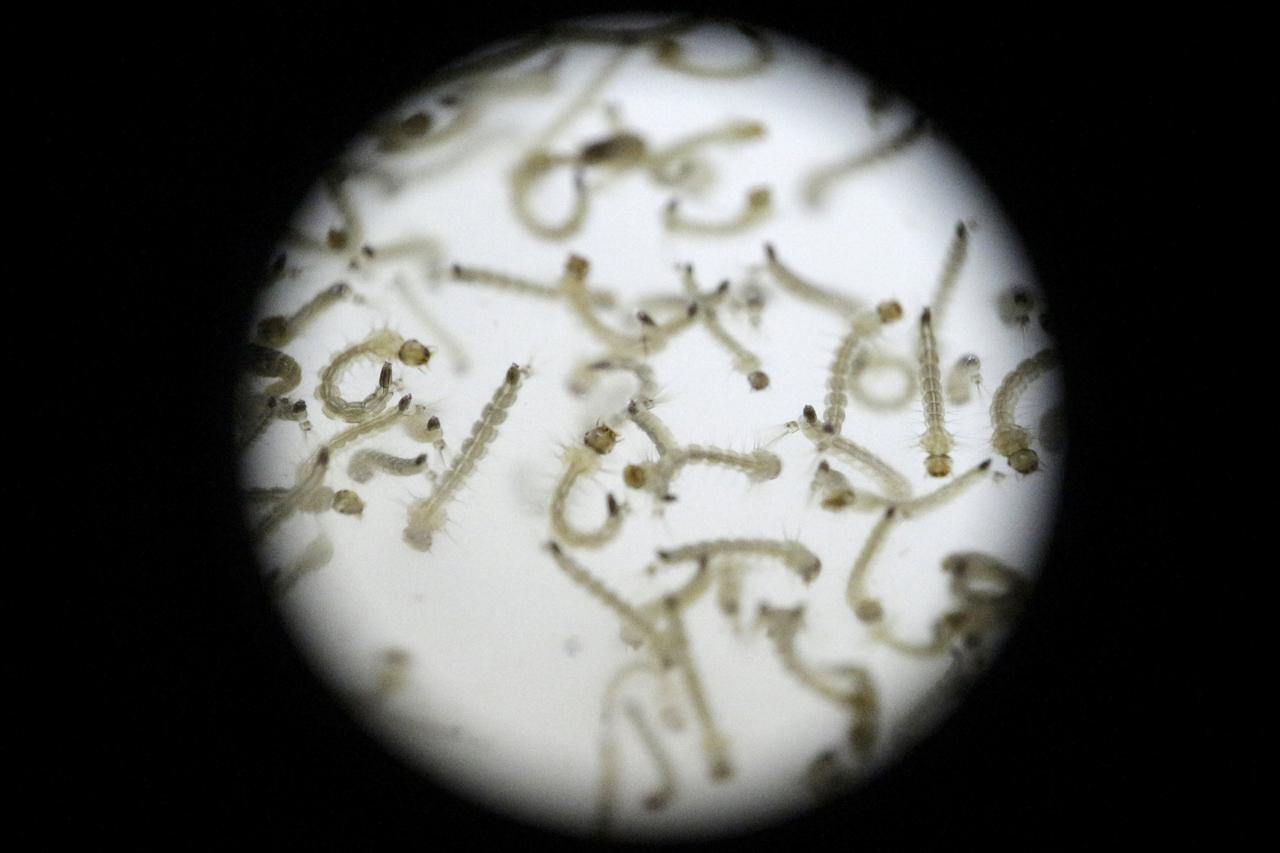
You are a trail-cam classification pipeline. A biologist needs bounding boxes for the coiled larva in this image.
[990,348,1058,473]
[550,444,627,550]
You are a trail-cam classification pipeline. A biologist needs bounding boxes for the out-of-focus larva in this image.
[623,701,677,810]
[251,447,331,543]
[997,286,1037,329]
[798,405,911,500]
[544,541,667,656]
[243,343,302,397]
[680,267,764,387]
[332,489,365,516]
[626,398,677,457]
[402,405,443,445]
[347,448,430,483]
[1039,404,1067,454]
[917,308,954,477]
[658,538,820,584]
[255,281,354,348]
[663,186,772,236]
[846,507,898,625]
[285,172,369,267]
[805,750,856,800]
[801,115,928,207]
[646,119,765,190]
[404,364,528,551]
[661,597,733,781]
[560,255,651,354]
[756,605,880,761]
[652,22,773,79]
[812,460,857,510]
[928,222,970,331]
[595,658,670,834]
[763,243,863,317]
[267,532,334,596]
[945,353,983,405]
[990,348,1058,473]
[235,394,310,451]
[371,647,413,701]
[714,560,748,630]
[391,276,471,375]
[940,552,1030,661]
[847,349,917,412]
[450,260,617,307]
[550,440,627,550]
[822,304,904,435]
[511,152,589,241]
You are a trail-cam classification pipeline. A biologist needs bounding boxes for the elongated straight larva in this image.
[404,364,528,551]
[544,541,667,656]
[450,261,618,308]
[848,349,917,412]
[945,353,983,405]
[251,448,330,543]
[917,308,954,477]
[653,22,773,79]
[658,538,820,584]
[347,448,430,483]
[990,348,1058,473]
[1039,404,1067,454]
[647,119,765,189]
[243,343,302,397]
[928,222,970,331]
[763,243,863,317]
[801,115,928,207]
[256,282,354,348]
[550,445,627,549]
[267,532,334,596]
[823,304,904,435]
[662,597,733,781]
[680,267,764,387]
[663,186,772,236]
[798,405,912,500]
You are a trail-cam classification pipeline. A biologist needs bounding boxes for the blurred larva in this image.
[267,532,334,596]
[251,447,331,543]
[652,22,773,79]
[544,542,666,656]
[255,282,354,348]
[661,597,733,781]
[801,115,928,207]
[798,405,911,500]
[680,267,764,387]
[996,286,1037,329]
[347,449,430,483]
[663,187,772,237]
[658,538,820,584]
[763,243,863,317]
[928,222,970,331]
[243,343,301,397]
[990,348,1058,473]
[647,119,765,189]
[1038,404,1067,454]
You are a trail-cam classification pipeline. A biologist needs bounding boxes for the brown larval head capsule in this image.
[606,494,620,517]
[397,394,413,412]
[378,361,393,389]
[333,489,364,516]
[854,599,884,623]
[426,415,440,430]
[326,228,349,250]
[1008,448,1040,474]
[876,300,903,323]
[565,254,590,279]
[925,454,953,477]
[623,464,648,489]
[505,363,521,384]
[398,339,432,367]
[583,424,619,455]
[802,405,818,424]
[748,370,770,391]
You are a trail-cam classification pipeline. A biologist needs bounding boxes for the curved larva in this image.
[929,221,970,331]
[652,22,773,79]
[945,353,983,405]
[550,446,627,549]
[316,329,405,423]
[679,267,764,386]
[917,308,954,477]
[822,304,903,435]
[268,532,334,596]
[659,538,819,584]
[579,358,659,424]
[763,243,864,317]
[801,115,928,208]
[404,364,528,551]
[815,459,991,516]
[990,348,1058,473]
[847,349,917,412]
[661,598,733,781]
[243,343,302,397]
[626,399,677,456]
[251,447,330,543]
[756,604,880,760]
[798,405,911,500]
[646,119,765,189]
[347,448,430,483]
[401,405,443,445]
[663,186,772,237]
[937,553,1030,661]
[560,255,646,353]
[510,151,589,240]
[544,541,666,655]
[996,286,1037,328]
[637,445,781,500]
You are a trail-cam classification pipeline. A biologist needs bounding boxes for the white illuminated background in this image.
[240,15,1063,841]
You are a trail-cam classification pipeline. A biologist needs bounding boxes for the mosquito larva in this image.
[812,460,857,510]
[997,286,1037,329]
[347,449,430,483]
[580,358,660,422]
[715,560,747,629]
[560,254,647,353]
[596,659,668,834]
[243,343,302,397]
[372,647,413,701]
[646,119,765,190]
[316,329,404,423]
[646,445,782,499]
[945,353,983,405]
[511,151,589,240]
[798,405,911,499]
[623,701,677,811]
[823,305,903,435]
[251,447,330,543]
[847,349,918,412]
[1039,404,1067,454]
[391,276,471,375]
[939,553,1030,658]
[322,393,414,458]
[680,266,764,385]
[550,439,627,550]
[801,115,928,207]
[236,394,309,450]
[805,750,856,799]
[404,364,528,551]
[653,22,773,79]
[763,243,863,317]
[661,597,733,781]
[267,532,334,596]
[255,281,354,347]
[917,307,954,477]
[626,398,677,456]
[990,348,1059,473]
[663,186,772,236]
[816,459,991,516]
[846,507,898,622]
[544,541,667,655]
[579,130,648,169]
[929,221,970,331]
[659,538,820,584]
